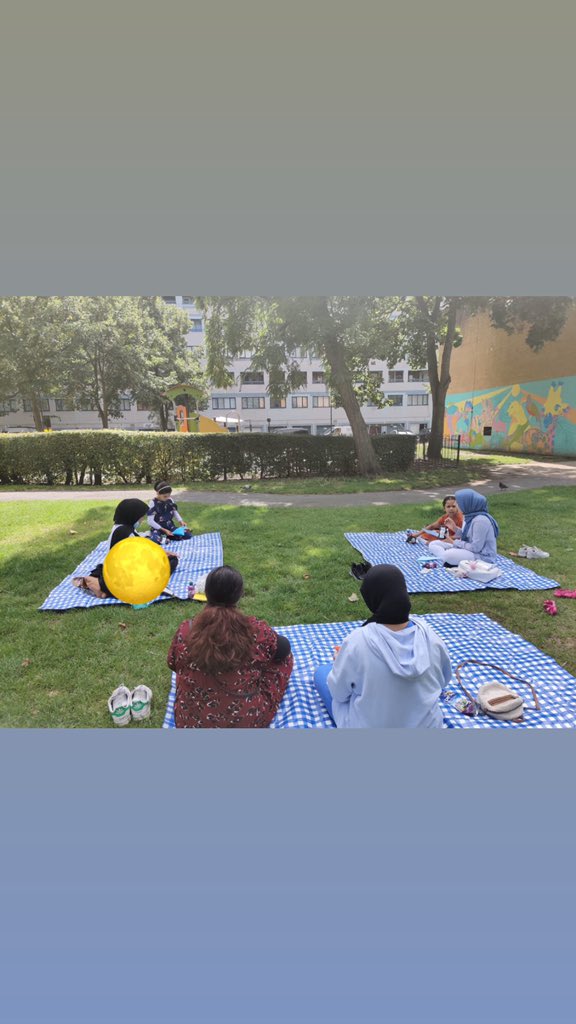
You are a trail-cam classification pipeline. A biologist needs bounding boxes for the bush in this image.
[0,430,417,485]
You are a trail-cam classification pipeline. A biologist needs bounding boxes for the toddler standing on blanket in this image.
[427,488,499,565]
[147,481,192,545]
[72,498,179,600]
[313,565,452,728]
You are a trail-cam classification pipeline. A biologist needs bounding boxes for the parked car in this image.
[269,426,310,435]
[324,425,353,436]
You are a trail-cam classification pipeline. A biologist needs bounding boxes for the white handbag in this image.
[455,660,540,722]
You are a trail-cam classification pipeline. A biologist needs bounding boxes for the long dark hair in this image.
[184,566,255,672]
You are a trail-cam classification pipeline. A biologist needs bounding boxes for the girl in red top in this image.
[409,494,463,544]
[167,565,293,728]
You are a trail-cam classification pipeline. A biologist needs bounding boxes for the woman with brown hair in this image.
[167,565,293,728]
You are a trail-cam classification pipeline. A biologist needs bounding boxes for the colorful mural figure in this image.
[445,377,576,456]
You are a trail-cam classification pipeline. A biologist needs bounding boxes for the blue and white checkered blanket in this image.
[39,533,224,611]
[163,613,576,729]
[345,531,558,593]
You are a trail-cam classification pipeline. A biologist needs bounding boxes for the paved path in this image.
[1,461,574,508]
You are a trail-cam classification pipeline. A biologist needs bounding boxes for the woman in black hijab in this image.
[72,498,179,599]
[313,564,451,728]
[359,564,412,627]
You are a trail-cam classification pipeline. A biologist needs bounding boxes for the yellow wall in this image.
[450,309,576,391]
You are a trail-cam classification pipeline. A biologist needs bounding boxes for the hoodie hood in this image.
[361,618,435,678]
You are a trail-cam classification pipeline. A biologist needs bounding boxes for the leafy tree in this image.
[0,296,69,430]
[58,297,153,428]
[379,296,574,459]
[197,296,398,475]
[130,298,208,429]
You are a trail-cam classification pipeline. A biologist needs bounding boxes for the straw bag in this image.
[455,659,540,722]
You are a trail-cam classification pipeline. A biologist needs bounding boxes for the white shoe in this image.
[518,545,549,559]
[107,685,132,726]
[130,685,152,722]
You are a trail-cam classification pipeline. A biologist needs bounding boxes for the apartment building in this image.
[0,296,432,435]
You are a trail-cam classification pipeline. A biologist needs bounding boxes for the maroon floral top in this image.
[167,616,293,729]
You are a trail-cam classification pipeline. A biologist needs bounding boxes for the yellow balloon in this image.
[103,538,171,605]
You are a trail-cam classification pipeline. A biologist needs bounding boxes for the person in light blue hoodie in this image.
[313,565,452,728]
[427,487,499,565]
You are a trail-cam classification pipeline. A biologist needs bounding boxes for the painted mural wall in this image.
[445,376,576,456]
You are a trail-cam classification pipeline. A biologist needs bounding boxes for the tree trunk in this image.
[323,336,382,476]
[158,403,169,431]
[419,297,458,460]
[29,392,44,431]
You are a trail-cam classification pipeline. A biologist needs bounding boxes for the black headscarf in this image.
[113,498,149,527]
[360,564,411,626]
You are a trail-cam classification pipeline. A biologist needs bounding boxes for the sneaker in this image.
[350,562,372,581]
[107,685,132,727]
[131,685,152,722]
[517,545,550,559]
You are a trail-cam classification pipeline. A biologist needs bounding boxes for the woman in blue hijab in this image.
[428,488,499,564]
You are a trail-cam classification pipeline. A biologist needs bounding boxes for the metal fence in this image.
[415,433,461,464]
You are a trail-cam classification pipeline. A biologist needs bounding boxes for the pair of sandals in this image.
[108,685,153,726]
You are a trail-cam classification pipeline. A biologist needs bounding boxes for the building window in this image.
[212,397,237,410]
[79,399,97,412]
[136,402,150,411]
[369,370,383,382]
[23,397,50,412]
[483,426,492,437]
[162,296,177,304]
[120,398,132,411]
[386,394,403,407]
[0,398,18,413]
[291,396,309,409]
[408,369,429,383]
[388,370,404,383]
[190,318,202,331]
[293,371,307,389]
[312,371,326,384]
[182,296,195,304]
[241,371,265,385]
[407,394,429,406]
[270,397,286,409]
[312,396,331,408]
[241,396,265,409]
[55,399,74,412]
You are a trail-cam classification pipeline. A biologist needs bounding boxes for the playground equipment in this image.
[164,385,228,434]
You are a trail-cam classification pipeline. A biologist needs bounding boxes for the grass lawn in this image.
[1,486,574,728]
[0,452,538,496]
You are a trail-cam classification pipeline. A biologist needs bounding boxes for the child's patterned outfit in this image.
[147,497,191,544]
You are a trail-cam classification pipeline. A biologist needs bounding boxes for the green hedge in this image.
[0,430,416,485]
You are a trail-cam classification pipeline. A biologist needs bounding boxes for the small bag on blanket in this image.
[448,559,503,583]
[455,659,541,722]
